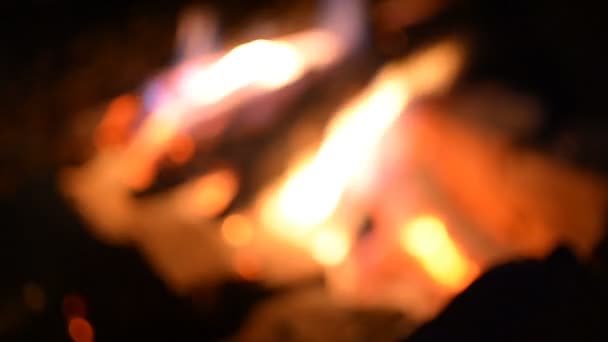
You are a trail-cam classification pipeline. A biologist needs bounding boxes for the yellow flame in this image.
[312,229,350,266]
[261,40,465,247]
[400,215,476,291]
[274,80,408,231]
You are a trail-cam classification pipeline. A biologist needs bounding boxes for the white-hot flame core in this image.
[179,39,305,106]
[275,80,408,229]
[160,0,365,130]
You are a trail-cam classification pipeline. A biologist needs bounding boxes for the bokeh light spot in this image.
[68,317,94,342]
[221,214,254,247]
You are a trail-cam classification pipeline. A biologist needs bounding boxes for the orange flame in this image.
[94,94,139,150]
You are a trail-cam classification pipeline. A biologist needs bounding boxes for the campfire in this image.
[59,0,607,329]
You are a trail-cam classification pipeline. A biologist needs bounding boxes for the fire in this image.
[174,29,352,130]
[179,39,304,106]
[272,79,409,231]
[63,0,365,259]
[65,0,475,310]
[260,40,465,265]
[91,1,365,191]
[400,215,477,291]
[312,229,350,266]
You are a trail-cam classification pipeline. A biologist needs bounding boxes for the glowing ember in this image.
[400,215,476,291]
[94,94,139,149]
[63,0,477,315]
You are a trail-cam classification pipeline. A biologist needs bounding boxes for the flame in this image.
[66,1,478,302]
[93,29,343,191]
[312,229,350,266]
[151,0,366,134]
[233,251,262,281]
[94,94,139,149]
[65,0,364,240]
[174,0,364,115]
[114,4,363,188]
[400,215,477,291]
[178,39,304,106]
[260,40,465,258]
[62,1,366,289]
[167,133,196,165]
[175,6,217,61]
[273,80,408,230]
[124,35,461,185]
